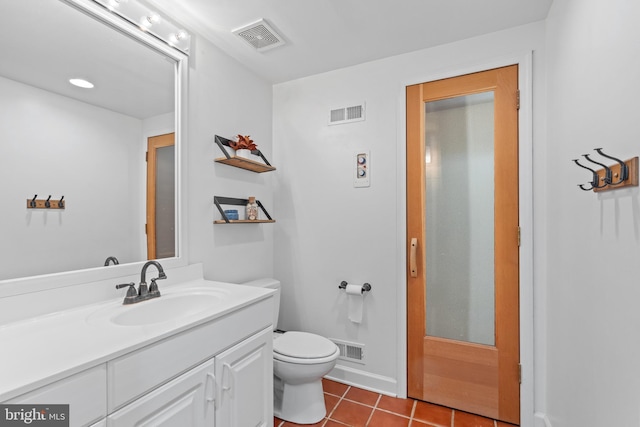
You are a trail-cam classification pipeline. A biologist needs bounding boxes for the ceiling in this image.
[147,0,553,84]
[0,1,553,118]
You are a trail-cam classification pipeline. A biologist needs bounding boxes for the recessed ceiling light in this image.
[69,78,94,89]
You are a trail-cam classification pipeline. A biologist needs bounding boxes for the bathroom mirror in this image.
[0,0,187,283]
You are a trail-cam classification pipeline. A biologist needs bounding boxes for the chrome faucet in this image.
[115,261,167,305]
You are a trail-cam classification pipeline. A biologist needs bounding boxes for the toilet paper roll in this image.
[346,284,364,324]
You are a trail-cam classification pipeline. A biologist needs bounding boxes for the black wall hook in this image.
[573,148,638,192]
[594,148,628,185]
[582,154,611,188]
[573,159,600,191]
[26,195,66,209]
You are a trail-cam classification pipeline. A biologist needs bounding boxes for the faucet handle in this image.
[116,282,136,292]
[149,278,162,298]
[116,282,138,304]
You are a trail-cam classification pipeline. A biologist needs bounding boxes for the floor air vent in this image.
[331,339,365,364]
[329,103,365,125]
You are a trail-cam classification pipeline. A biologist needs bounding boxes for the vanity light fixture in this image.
[107,0,128,10]
[169,30,188,45]
[142,12,161,29]
[69,78,95,89]
[92,0,191,54]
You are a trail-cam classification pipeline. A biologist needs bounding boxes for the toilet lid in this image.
[273,331,337,359]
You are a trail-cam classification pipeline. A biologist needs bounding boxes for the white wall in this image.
[273,21,546,407]
[545,0,640,425]
[0,76,143,279]
[185,35,275,283]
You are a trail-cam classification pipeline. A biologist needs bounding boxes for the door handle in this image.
[222,363,234,396]
[205,372,216,405]
[410,238,418,278]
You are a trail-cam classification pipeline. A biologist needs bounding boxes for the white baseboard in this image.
[326,363,397,397]
[534,412,552,427]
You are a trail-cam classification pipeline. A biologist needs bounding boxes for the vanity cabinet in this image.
[108,358,215,426]
[3,290,274,427]
[108,327,272,427]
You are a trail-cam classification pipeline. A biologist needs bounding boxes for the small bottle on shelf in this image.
[246,196,259,220]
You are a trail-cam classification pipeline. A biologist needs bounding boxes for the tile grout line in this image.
[450,409,455,427]
[324,385,351,425]
[408,399,417,426]
[364,394,382,426]
[374,407,413,420]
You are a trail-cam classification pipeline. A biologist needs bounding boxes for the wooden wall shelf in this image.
[213,196,275,224]
[214,156,276,173]
[214,219,276,224]
[214,135,275,173]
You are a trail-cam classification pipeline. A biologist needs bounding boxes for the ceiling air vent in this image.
[232,19,285,52]
[329,103,366,125]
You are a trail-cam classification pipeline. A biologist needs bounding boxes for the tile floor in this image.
[274,379,518,427]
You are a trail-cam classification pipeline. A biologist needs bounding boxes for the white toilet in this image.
[242,279,340,425]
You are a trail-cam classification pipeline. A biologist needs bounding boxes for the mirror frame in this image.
[0,0,188,298]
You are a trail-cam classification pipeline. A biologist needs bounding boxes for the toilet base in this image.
[274,375,326,424]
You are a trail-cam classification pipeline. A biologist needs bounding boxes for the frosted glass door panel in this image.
[155,145,175,259]
[424,92,495,346]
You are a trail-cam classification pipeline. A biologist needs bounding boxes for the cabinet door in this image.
[108,358,215,427]
[215,327,273,427]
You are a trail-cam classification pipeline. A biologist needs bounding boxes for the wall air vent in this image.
[331,338,365,364]
[232,19,285,52]
[329,103,366,125]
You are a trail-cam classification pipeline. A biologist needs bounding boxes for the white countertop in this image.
[0,279,273,401]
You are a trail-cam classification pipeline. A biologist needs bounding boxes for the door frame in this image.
[396,52,534,426]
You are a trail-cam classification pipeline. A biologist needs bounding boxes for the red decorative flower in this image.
[230,134,257,151]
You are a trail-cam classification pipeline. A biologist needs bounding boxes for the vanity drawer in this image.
[8,365,107,427]
[107,298,272,412]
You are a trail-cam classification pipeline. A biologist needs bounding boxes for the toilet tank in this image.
[241,278,281,331]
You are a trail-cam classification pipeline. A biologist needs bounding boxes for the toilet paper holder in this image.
[338,281,371,294]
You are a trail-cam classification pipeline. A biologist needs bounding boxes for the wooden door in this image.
[146,133,175,260]
[406,65,520,424]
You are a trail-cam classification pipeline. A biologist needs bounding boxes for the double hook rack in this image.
[26,195,65,209]
[573,148,638,192]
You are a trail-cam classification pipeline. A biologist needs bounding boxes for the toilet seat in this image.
[273,331,339,365]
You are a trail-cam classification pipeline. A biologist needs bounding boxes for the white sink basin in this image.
[87,288,228,326]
